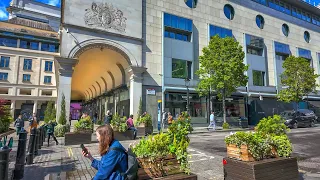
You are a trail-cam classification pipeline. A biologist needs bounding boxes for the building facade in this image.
[0,0,60,120]
[54,0,320,127]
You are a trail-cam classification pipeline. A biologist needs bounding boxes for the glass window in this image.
[256,15,265,29]
[282,24,289,37]
[23,74,31,82]
[44,76,52,84]
[172,59,192,79]
[41,43,59,52]
[275,42,290,55]
[209,25,232,38]
[224,4,235,20]
[304,31,310,43]
[164,13,171,27]
[45,61,53,72]
[164,13,192,32]
[20,40,39,50]
[0,73,8,81]
[0,37,18,48]
[23,59,32,70]
[0,56,10,68]
[246,34,264,56]
[298,48,312,60]
[253,70,265,86]
[185,0,197,8]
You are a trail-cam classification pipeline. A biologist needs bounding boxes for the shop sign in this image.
[146,88,156,95]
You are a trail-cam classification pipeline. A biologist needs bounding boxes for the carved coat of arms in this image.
[84,2,127,33]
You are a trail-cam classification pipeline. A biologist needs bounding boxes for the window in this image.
[23,59,32,70]
[209,25,232,38]
[45,61,53,72]
[23,74,31,82]
[185,0,197,8]
[0,37,18,48]
[0,56,10,68]
[0,73,8,81]
[20,40,39,50]
[246,34,264,56]
[44,76,52,84]
[164,13,192,42]
[304,31,310,43]
[224,4,235,20]
[172,59,192,79]
[41,43,59,52]
[253,70,265,86]
[282,24,289,37]
[274,42,290,55]
[298,48,312,60]
[256,15,265,29]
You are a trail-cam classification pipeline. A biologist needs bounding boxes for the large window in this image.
[253,70,265,86]
[164,13,192,42]
[45,61,53,72]
[209,25,232,38]
[41,43,59,52]
[246,34,264,56]
[23,59,32,70]
[275,42,290,55]
[44,76,52,84]
[0,73,8,81]
[23,74,31,82]
[224,4,235,20]
[0,36,17,48]
[172,59,192,79]
[0,56,10,68]
[20,40,39,50]
[298,48,312,60]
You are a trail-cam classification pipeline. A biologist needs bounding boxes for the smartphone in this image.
[80,144,88,154]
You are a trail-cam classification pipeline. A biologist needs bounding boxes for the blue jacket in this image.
[91,140,128,180]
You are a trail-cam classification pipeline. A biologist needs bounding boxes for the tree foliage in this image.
[0,100,13,133]
[58,94,67,125]
[278,56,319,103]
[44,101,53,123]
[196,35,248,123]
[136,97,143,122]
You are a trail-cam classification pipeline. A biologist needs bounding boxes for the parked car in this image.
[280,109,317,129]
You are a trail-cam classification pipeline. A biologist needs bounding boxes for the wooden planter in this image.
[223,157,299,180]
[65,132,92,146]
[227,144,254,162]
[114,130,135,141]
[137,125,153,137]
[138,169,197,180]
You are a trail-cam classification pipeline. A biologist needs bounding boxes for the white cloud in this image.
[0,7,8,21]
[48,0,60,6]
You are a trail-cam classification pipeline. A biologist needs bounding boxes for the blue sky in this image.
[0,0,61,21]
[0,0,319,21]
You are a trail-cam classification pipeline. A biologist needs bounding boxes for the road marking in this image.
[70,147,74,157]
[67,147,71,157]
[188,149,215,163]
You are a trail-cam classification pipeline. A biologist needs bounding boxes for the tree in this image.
[0,99,13,133]
[196,35,248,123]
[277,56,319,107]
[50,104,56,122]
[44,101,53,123]
[58,94,67,125]
[136,97,143,124]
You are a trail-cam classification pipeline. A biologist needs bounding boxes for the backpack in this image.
[110,147,139,180]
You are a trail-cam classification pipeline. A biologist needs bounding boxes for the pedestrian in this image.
[82,124,128,180]
[45,120,59,146]
[104,110,112,125]
[126,115,137,139]
[29,113,38,133]
[14,114,24,135]
[167,112,173,125]
[208,111,216,131]
[94,112,98,124]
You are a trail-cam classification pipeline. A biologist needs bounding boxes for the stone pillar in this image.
[128,66,146,119]
[10,100,16,117]
[33,100,38,114]
[55,57,78,124]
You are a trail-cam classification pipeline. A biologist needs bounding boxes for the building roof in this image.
[8,17,55,32]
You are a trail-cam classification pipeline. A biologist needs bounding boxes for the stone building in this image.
[0,0,60,120]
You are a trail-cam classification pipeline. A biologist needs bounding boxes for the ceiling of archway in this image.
[71,48,130,100]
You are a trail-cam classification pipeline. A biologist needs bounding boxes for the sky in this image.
[0,0,319,21]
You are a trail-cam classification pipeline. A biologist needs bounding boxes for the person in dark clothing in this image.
[14,114,24,135]
[94,112,98,124]
[45,121,59,146]
[104,110,112,125]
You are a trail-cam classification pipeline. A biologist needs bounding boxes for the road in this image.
[187,126,320,180]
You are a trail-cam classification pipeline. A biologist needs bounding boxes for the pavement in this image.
[5,123,320,180]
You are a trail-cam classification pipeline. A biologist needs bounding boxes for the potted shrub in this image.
[136,113,153,136]
[65,115,92,146]
[0,99,14,137]
[111,114,134,141]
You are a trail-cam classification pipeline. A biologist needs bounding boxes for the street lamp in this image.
[185,78,190,115]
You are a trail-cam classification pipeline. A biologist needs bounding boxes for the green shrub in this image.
[110,114,127,132]
[74,116,93,133]
[269,135,292,157]
[44,101,53,124]
[256,115,289,136]
[54,124,68,137]
[58,94,67,125]
[0,100,13,133]
[222,122,230,129]
[136,113,152,127]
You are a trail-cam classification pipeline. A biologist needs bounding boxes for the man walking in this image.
[45,120,59,147]
[14,114,24,135]
[208,111,215,131]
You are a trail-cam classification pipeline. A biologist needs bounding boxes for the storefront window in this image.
[172,59,192,79]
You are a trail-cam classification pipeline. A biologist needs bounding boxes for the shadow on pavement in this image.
[22,163,75,180]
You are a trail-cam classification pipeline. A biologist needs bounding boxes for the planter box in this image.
[227,144,254,162]
[0,128,16,138]
[137,126,153,137]
[65,132,92,146]
[114,130,135,141]
[138,169,197,180]
[223,157,299,180]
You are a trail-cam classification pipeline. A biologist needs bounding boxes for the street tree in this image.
[44,101,53,123]
[58,94,67,125]
[196,35,248,124]
[278,56,319,107]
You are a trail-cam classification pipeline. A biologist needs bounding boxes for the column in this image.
[55,57,78,124]
[128,66,146,118]
[33,100,38,114]
[10,100,16,117]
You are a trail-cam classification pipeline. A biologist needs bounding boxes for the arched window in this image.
[304,31,310,43]
[282,24,289,37]
[256,15,265,29]
[224,4,235,20]
[185,0,197,8]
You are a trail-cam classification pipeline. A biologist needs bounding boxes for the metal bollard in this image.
[26,127,36,165]
[40,127,44,147]
[37,128,41,150]
[0,148,10,180]
[13,131,27,180]
[34,129,39,156]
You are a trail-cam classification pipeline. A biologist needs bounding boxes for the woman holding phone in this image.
[82,124,128,180]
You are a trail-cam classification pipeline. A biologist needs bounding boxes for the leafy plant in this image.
[74,116,92,133]
[136,97,143,123]
[58,94,67,125]
[54,124,69,137]
[0,100,13,133]
[222,122,230,129]
[269,135,292,158]
[137,113,152,127]
[44,101,53,123]
[110,114,127,132]
[255,115,289,136]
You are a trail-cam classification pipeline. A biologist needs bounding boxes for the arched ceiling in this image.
[71,48,130,100]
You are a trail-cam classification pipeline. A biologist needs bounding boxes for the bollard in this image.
[40,127,44,147]
[26,127,36,165]
[13,131,27,180]
[34,129,39,156]
[37,128,41,150]
[0,148,10,180]
[42,126,46,143]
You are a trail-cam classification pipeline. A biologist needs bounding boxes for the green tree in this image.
[44,101,53,123]
[0,100,13,133]
[196,35,248,123]
[278,56,319,106]
[58,94,66,125]
[50,103,56,122]
[136,97,142,121]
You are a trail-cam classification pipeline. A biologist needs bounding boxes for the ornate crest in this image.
[84,2,127,33]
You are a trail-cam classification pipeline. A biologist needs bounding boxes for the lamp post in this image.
[185,78,190,115]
